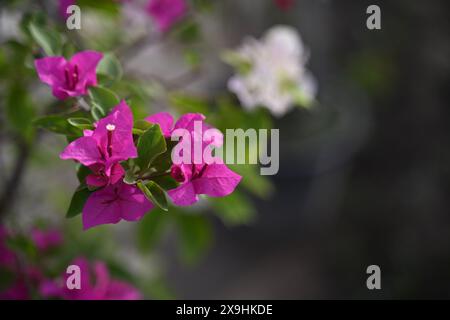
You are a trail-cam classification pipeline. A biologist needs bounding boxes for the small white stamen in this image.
[106,124,116,131]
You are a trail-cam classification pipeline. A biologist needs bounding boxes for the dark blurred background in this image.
[161,0,450,299]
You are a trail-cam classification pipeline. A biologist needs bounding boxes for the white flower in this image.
[226,25,317,117]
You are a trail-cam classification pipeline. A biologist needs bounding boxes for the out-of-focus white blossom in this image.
[226,25,317,117]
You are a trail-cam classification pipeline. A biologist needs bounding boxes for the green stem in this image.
[139,170,171,181]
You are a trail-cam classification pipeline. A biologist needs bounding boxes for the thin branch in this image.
[0,136,30,220]
[0,101,60,221]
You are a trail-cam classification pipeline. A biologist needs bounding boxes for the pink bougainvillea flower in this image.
[60,257,141,300]
[35,50,103,100]
[31,228,63,251]
[0,228,44,300]
[146,0,188,32]
[59,0,76,19]
[146,112,239,205]
[82,181,153,230]
[146,112,222,146]
[168,163,241,206]
[60,101,137,188]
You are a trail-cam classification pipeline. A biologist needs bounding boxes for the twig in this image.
[0,101,60,221]
[0,136,30,220]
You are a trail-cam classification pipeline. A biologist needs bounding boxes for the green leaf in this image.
[151,140,177,172]
[90,103,106,121]
[175,213,212,264]
[33,115,82,136]
[20,12,46,39]
[5,235,36,258]
[76,0,121,16]
[137,208,168,252]
[221,50,252,75]
[136,124,167,170]
[229,164,273,199]
[150,175,179,190]
[28,22,62,56]
[2,40,30,76]
[68,117,93,130]
[132,128,145,136]
[173,19,201,43]
[0,269,14,292]
[123,170,137,185]
[6,82,35,140]
[76,165,91,183]
[211,191,256,226]
[282,79,314,108]
[134,119,153,131]
[96,52,122,83]
[66,186,92,218]
[137,180,168,211]
[89,86,120,114]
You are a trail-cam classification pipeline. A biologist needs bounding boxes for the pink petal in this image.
[109,163,125,184]
[70,50,103,92]
[82,181,152,229]
[82,187,122,230]
[105,281,142,300]
[174,113,205,131]
[62,257,95,299]
[39,279,62,298]
[51,86,71,100]
[92,261,110,297]
[59,0,76,19]
[170,163,192,183]
[35,56,68,99]
[60,136,102,167]
[31,229,63,251]
[146,0,188,32]
[86,163,125,187]
[94,100,137,163]
[86,173,108,188]
[145,112,174,137]
[192,164,242,197]
[118,184,153,221]
[0,280,29,300]
[0,243,16,268]
[83,129,94,136]
[168,181,198,206]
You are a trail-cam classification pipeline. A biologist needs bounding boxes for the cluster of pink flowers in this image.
[60,104,241,230]
[146,112,242,206]
[35,51,103,100]
[35,50,242,230]
[0,226,141,300]
[41,257,141,300]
